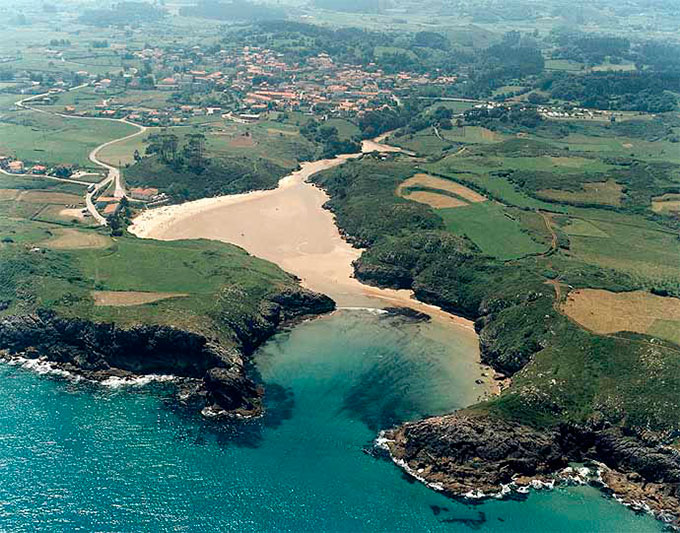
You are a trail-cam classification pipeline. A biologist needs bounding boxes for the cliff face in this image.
[384,413,567,494]
[385,413,680,525]
[0,287,335,418]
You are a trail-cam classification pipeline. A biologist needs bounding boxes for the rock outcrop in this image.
[384,412,680,526]
[0,287,335,418]
[384,413,567,495]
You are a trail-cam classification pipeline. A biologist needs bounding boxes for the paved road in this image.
[88,120,147,199]
[85,177,114,225]
[0,167,93,186]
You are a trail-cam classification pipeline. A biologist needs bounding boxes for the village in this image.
[5,42,460,126]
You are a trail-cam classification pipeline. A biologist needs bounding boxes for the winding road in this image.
[12,85,147,225]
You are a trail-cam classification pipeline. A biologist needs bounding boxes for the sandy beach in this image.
[129,140,475,333]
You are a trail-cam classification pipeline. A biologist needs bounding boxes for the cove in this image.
[0,310,662,531]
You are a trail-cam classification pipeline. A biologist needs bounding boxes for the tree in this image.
[184,133,207,172]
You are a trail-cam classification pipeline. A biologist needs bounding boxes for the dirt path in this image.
[539,210,558,254]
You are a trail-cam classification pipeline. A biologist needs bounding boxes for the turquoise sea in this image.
[0,311,664,532]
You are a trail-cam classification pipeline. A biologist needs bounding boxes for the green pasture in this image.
[438,201,547,260]
[0,109,137,167]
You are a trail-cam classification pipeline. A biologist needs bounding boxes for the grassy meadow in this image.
[0,109,137,167]
[439,202,547,260]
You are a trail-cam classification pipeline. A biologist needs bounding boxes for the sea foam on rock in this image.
[0,287,335,418]
[382,412,680,527]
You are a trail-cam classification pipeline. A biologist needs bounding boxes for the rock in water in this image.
[385,412,567,495]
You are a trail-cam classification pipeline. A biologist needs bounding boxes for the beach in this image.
[129,141,475,332]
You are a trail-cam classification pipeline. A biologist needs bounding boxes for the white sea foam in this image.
[100,374,176,388]
[2,354,177,389]
[337,307,389,315]
[5,356,81,382]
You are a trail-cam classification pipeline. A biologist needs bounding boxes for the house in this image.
[102,203,119,215]
[157,77,178,91]
[8,161,24,173]
[31,165,47,175]
[237,113,260,123]
[129,187,159,201]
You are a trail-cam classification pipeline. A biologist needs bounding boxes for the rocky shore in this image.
[0,287,334,418]
[381,412,680,527]
[353,254,680,526]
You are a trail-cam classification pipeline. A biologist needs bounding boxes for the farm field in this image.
[91,290,188,307]
[98,127,159,167]
[391,126,507,156]
[555,213,680,283]
[651,193,680,214]
[546,133,680,164]
[537,179,625,206]
[41,228,112,250]
[425,164,567,211]
[45,87,175,115]
[562,288,680,345]
[438,201,547,260]
[0,110,138,167]
[396,173,487,206]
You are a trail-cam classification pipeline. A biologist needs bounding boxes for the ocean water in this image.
[0,311,664,532]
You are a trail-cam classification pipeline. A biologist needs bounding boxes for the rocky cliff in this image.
[0,287,334,418]
[383,413,680,526]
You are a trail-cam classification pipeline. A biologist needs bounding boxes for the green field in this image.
[558,213,680,284]
[45,86,176,114]
[544,59,585,72]
[0,110,137,167]
[0,168,303,345]
[438,202,547,260]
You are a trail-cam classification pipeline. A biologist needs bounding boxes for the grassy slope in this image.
[0,109,137,167]
[439,202,546,260]
[0,175,302,349]
[312,133,680,433]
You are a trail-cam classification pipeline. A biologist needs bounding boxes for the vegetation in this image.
[125,151,287,202]
[0,111,137,168]
[0,175,305,349]
[181,0,286,21]
[313,117,680,434]
[79,2,167,27]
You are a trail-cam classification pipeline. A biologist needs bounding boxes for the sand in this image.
[129,139,475,333]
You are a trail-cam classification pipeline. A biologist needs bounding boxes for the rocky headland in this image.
[0,287,334,418]
[307,157,680,527]
[382,412,680,526]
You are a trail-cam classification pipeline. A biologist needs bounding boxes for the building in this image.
[129,187,159,201]
[8,161,24,173]
[102,203,119,215]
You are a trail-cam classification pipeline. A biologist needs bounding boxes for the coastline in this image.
[377,411,680,528]
[128,140,479,334]
[128,138,497,398]
[0,287,335,420]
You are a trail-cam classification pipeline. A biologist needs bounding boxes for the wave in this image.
[4,355,82,382]
[2,354,176,389]
[336,307,389,315]
[100,374,176,388]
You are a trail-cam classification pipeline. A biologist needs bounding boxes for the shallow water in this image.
[0,311,663,531]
